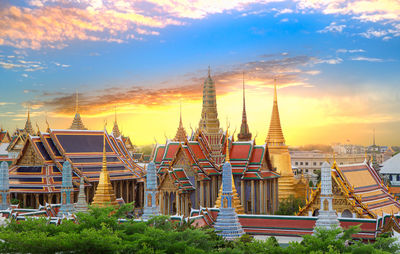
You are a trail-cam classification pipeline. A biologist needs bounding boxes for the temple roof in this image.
[9,129,144,193]
[0,130,11,143]
[265,81,285,146]
[299,162,400,218]
[380,153,400,174]
[173,105,187,142]
[153,134,277,180]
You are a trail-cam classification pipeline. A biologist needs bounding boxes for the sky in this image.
[0,0,400,147]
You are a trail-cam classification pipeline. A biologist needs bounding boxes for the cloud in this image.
[38,53,314,115]
[336,49,366,53]
[0,0,285,50]
[21,73,28,78]
[318,22,346,33]
[0,102,15,106]
[296,0,400,23]
[351,56,384,62]
[314,57,343,64]
[0,55,46,71]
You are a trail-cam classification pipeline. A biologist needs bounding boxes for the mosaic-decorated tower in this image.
[0,162,10,210]
[198,67,224,164]
[142,161,160,220]
[315,161,340,230]
[59,161,75,216]
[214,136,244,240]
[75,177,88,213]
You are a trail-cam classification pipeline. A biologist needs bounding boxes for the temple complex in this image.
[298,161,400,218]
[154,70,280,216]
[266,81,306,200]
[8,128,144,208]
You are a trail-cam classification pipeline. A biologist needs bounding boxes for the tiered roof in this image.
[298,162,400,218]
[9,129,144,193]
[153,130,278,183]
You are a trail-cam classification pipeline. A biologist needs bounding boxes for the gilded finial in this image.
[102,123,107,172]
[225,128,230,163]
[75,90,79,114]
[35,122,40,134]
[273,78,277,102]
[208,65,211,77]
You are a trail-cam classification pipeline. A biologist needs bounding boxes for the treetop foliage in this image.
[0,204,398,253]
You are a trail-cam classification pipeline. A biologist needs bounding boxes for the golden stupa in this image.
[214,131,244,214]
[266,80,306,200]
[91,130,118,207]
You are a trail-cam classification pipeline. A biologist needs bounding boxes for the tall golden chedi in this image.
[92,130,118,207]
[266,80,305,200]
[198,67,224,164]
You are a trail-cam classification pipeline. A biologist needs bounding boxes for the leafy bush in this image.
[275,195,305,215]
[0,205,399,253]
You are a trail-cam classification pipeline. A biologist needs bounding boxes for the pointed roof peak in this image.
[112,107,121,137]
[173,102,187,142]
[208,65,211,78]
[75,90,79,114]
[237,72,252,141]
[24,104,34,135]
[265,78,285,146]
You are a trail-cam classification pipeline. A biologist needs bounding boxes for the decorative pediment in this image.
[16,139,43,166]
[172,148,196,177]
[159,172,178,192]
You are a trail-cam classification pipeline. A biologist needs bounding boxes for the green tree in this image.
[275,195,305,215]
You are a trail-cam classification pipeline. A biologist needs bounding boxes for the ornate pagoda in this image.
[92,131,118,207]
[266,80,306,200]
[70,92,87,130]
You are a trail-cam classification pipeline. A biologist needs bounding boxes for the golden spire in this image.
[75,90,79,114]
[225,129,230,163]
[69,91,87,130]
[112,105,121,137]
[265,78,285,146]
[92,126,118,207]
[238,72,252,141]
[24,104,34,135]
[173,101,187,142]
